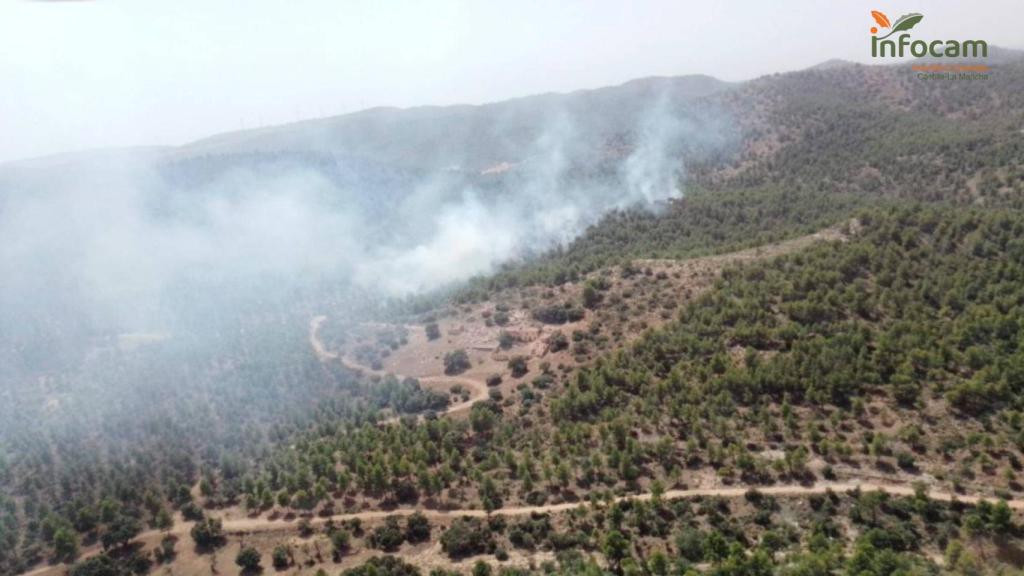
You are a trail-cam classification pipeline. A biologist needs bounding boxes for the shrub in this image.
[342,556,422,576]
[425,322,441,341]
[235,546,261,571]
[582,281,604,309]
[70,554,118,576]
[896,452,916,470]
[69,552,150,576]
[405,512,431,543]
[190,517,225,550]
[53,528,79,562]
[124,550,152,574]
[532,305,584,325]
[156,535,176,564]
[546,331,568,352]
[440,518,494,559]
[675,528,705,563]
[531,373,554,389]
[272,545,290,569]
[368,517,405,552]
[508,356,529,378]
[509,515,552,550]
[331,528,351,559]
[498,331,515,350]
[443,350,471,375]
[180,502,203,521]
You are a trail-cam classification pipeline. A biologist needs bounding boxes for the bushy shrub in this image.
[440,518,494,559]
[532,305,584,325]
[405,512,431,543]
[425,322,441,340]
[546,331,568,352]
[342,555,422,576]
[508,356,528,378]
[235,546,261,571]
[443,350,471,375]
[368,517,405,552]
[190,517,225,550]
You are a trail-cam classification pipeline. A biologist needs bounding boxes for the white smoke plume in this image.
[0,83,733,362]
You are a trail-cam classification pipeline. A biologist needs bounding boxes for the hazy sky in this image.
[1,0,1020,163]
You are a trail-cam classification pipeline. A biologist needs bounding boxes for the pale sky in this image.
[1,0,1021,163]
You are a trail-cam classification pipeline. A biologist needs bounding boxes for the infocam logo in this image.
[870,11,987,58]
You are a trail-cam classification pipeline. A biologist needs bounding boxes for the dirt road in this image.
[220,480,1024,534]
[22,478,1024,576]
[309,315,488,421]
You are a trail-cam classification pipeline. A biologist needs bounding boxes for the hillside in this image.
[462,56,1024,293]
[5,52,1024,576]
[180,75,730,167]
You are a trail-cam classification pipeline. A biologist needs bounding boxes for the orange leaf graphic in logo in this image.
[871,10,891,28]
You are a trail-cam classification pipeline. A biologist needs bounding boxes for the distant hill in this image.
[6,46,1023,176]
[180,74,730,169]
[1,74,731,180]
[806,58,858,70]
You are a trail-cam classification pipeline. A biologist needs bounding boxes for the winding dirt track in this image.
[310,315,487,421]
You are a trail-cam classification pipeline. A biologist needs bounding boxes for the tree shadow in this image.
[996,540,1024,568]
[107,541,145,559]
[192,538,227,555]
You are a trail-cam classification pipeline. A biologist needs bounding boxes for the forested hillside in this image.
[235,206,1024,510]
[108,205,1024,576]
[556,207,1024,480]
[462,58,1024,295]
[5,54,1024,576]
